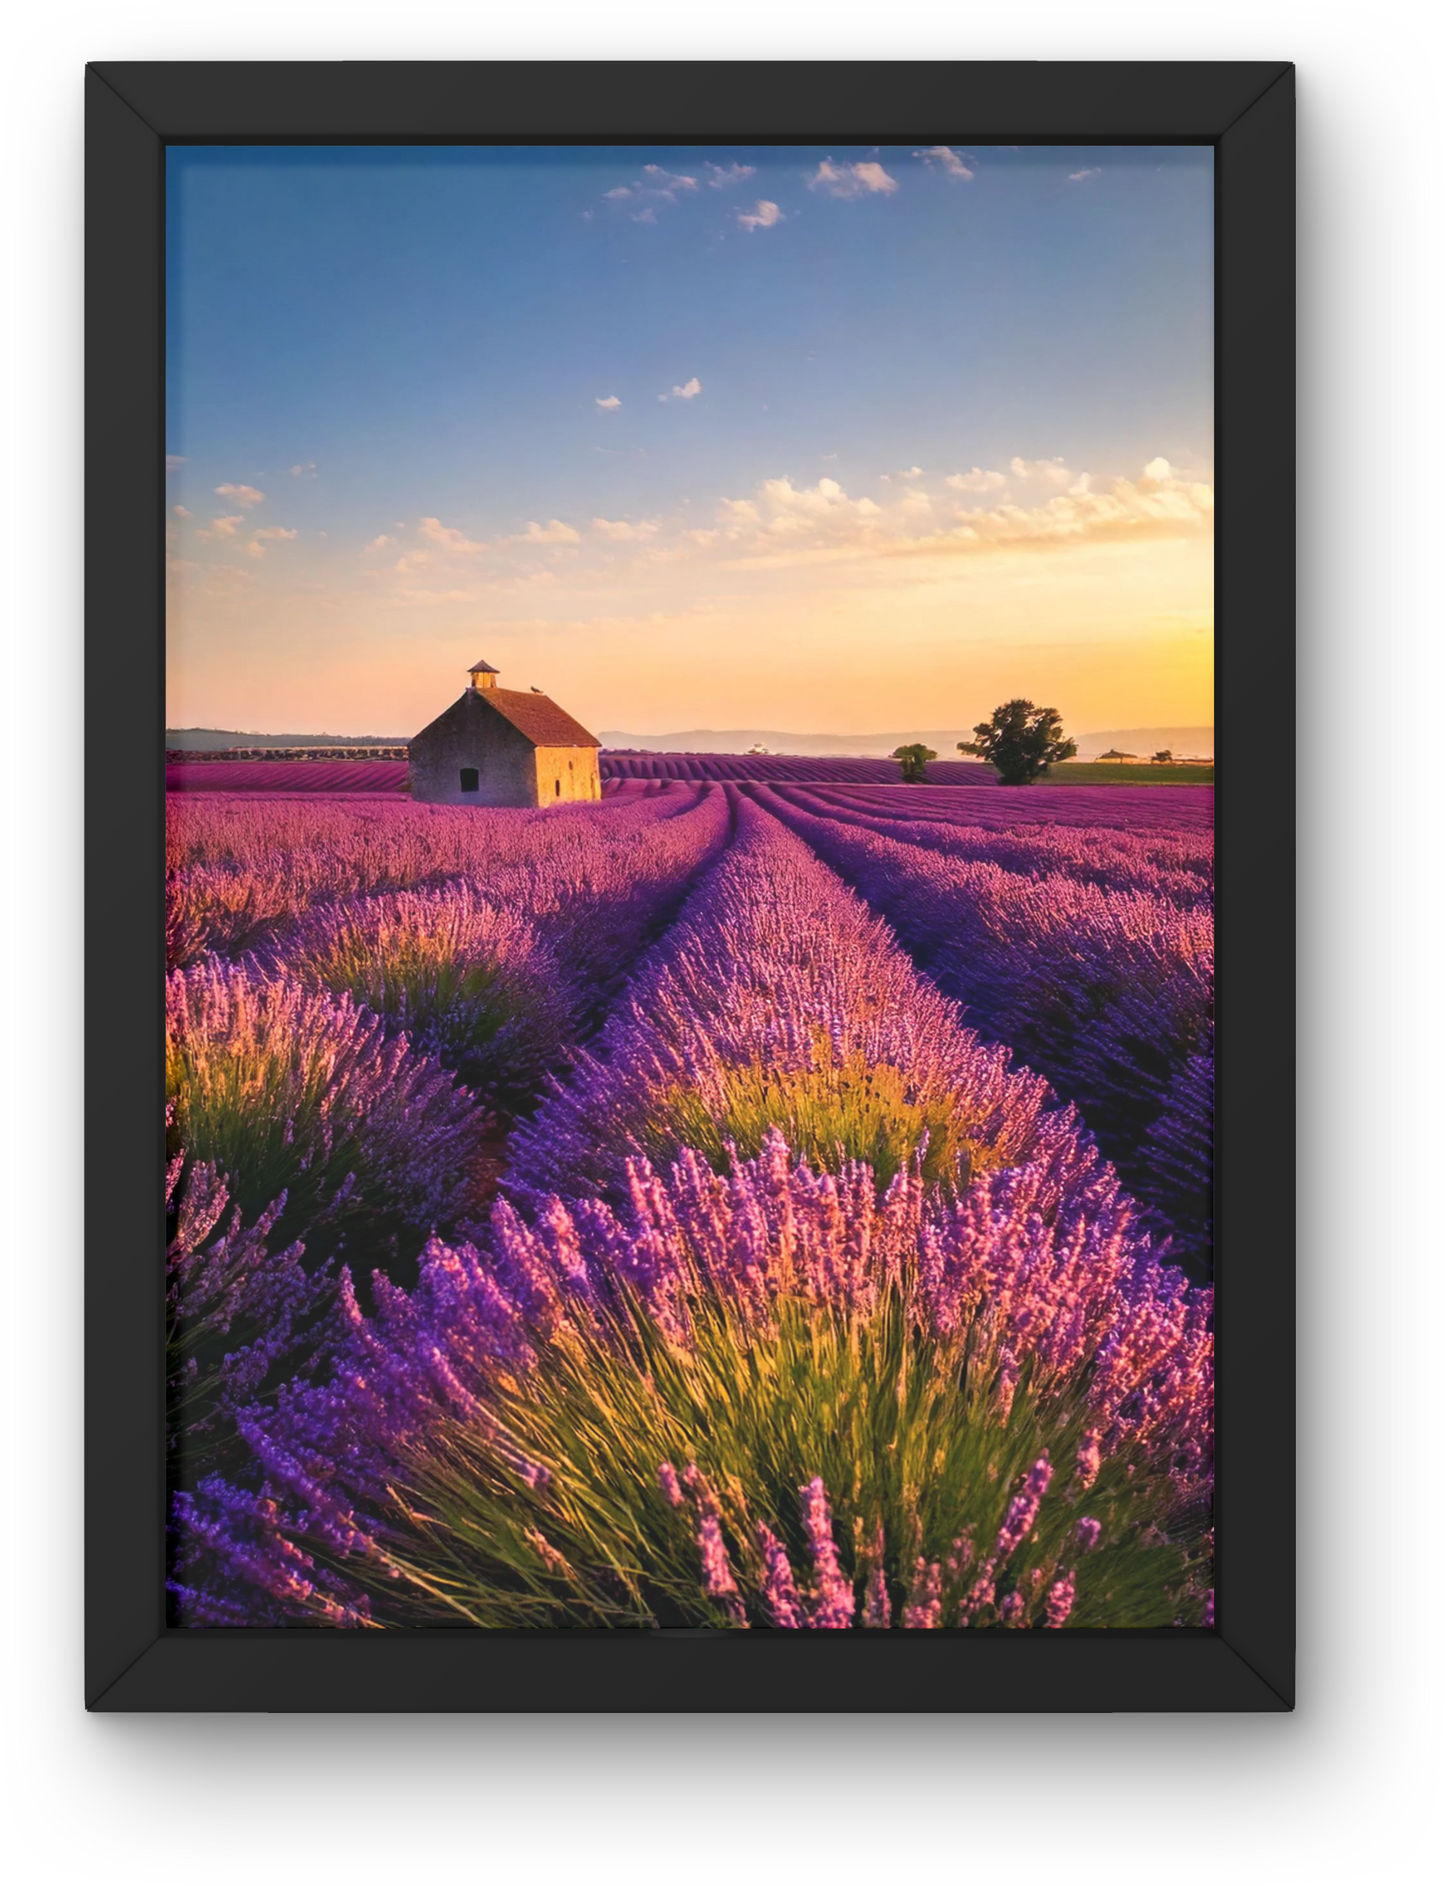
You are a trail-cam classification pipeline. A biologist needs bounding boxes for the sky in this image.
[165,144,1214,738]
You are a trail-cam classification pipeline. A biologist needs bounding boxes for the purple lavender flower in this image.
[901,1559,944,1629]
[1045,1572,1076,1628]
[1074,1516,1103,1553]
[799,1477,855,1628]
[757,1525,807,1629]
[657,1460,684,1508]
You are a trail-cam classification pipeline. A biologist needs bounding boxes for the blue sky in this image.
[166,144,1214,736]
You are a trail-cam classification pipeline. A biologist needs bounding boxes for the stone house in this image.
[408,660,603,807]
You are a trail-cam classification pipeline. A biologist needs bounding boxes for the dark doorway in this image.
[460,767,479,793]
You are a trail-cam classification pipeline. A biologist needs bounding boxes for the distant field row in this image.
[166,754,1212,794]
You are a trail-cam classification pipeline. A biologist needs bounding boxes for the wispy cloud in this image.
[509,519,581,546]
[737,200,782,232]
[705,161,756,188]
[418,516,487,555]
[196,514,244,541]
[286,461,317,477]
[165,455,187,471]
[600,164,700,220]
[808,159,899,199]
[364,534,395,552]
[592,517,659,542]
[913,146,974,181]
[659,377,702,402]
[252,526,298,542]
[173,504,192,517]
[214,482,265,507]
[595,394,622,412]
[641,164,699,197]
[947,468,1007,493]
[1067,168,1102,184]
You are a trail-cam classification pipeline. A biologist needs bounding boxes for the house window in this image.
[554,778,561,797]
[460,767,479,793]
[568,759,574,771]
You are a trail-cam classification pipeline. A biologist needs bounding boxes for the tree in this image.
[1099,748,1135,762]
[1152,749,1173,765]
[958,701,1076,785]
[892,742,936,784]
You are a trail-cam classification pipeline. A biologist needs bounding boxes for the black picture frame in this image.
[87,59,1294,1712]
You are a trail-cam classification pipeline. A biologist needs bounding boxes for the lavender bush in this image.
[171,1128,1211,1629]
[166,959,493,1254]
[262,884,574,1109]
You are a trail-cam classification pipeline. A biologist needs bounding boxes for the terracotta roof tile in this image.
[480,688,601,749]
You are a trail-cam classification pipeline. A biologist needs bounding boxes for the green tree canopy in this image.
[958,701,1076,785]
[891,743,936,784]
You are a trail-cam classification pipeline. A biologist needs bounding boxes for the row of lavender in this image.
[170,789,1212,1630]
[755,785,1215,1267]
[166,786,733,1284]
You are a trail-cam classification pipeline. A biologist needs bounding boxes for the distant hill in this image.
[602,725,1214,760]
[1072,727,1214,760]
[166,727,409,749]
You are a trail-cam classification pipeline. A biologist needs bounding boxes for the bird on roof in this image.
[530,685,545,693]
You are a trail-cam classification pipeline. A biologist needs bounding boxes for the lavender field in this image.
[167,777,1214,1630]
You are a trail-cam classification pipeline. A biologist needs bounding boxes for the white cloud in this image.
[252,526,298,542]
[592,517,659,541]
[1010,457,1073,487]
[510,519,581,545]
[660,377,702,401]
[1143,457,1173,482]
[737,199,782,232]
[214,483,265,507]
[418,516,487,555]
[641,164,698,196]
[947,468,1007,493]
[897,466,924,479]
[1067,168,1102,184]
[286,461,317,477]
[364,534,395,552]
[808,159,899,198]
[245,540,267,560]
[197,514,244,541]
[165,455,187,471]
[602,166,700,219]
[173,504,191,517]
[705,161,756,188]
[913,146,974,181]
[706,459,1212,570]
[595,394,622,412]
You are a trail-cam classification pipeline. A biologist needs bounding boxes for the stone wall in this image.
[409,696,546,807]
[531,744,602,803]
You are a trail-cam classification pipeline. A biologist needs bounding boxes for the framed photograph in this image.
[88,60,1293,1711]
